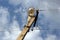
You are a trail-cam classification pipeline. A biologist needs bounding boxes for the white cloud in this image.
[0,6,20,40]
[8,0,40,9]
[45,34,56,40]
[0,6,9,31]
[24,30,43,40]
[2,16,21,40]
[8,16,21,40]
[8,0,60,9]
[0,6,10,40]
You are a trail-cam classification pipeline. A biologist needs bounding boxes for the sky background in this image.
[0,0,60,40]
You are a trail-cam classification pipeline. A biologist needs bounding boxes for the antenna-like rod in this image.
[33,10,39,27]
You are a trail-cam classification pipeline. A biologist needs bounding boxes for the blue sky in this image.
[0,0,60,40]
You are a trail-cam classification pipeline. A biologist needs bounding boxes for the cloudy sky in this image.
[0,0,60,40]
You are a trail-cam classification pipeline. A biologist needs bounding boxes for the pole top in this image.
[28,8,35,16]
